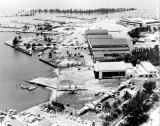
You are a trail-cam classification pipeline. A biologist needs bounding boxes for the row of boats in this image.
[20,84,37,91]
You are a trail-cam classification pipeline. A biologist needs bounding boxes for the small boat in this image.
[0,114,6,118]
[16,31,20,34]
[28,85,37,91]
[20,84,28,89]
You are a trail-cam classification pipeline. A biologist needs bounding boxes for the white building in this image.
[94,62,134,79]
[125,63,135,78]
[140,61,158,76]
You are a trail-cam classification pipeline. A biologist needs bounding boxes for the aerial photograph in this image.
[0,0,159,126]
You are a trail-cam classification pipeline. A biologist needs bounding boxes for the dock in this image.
[26,77,58,89]
[15,46,32,56]
[0,110,7,115]
[5,41,32,56]
[39,58,59,68]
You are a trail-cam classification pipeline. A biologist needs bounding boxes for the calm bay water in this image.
[0,13,105,112]
[0,32,53,112]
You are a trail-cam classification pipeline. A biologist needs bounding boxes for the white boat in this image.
[16,31,20,34]
[20,84,28,89]
[28,85,37,90]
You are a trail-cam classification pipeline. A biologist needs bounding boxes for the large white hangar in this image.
[94,61,127,79]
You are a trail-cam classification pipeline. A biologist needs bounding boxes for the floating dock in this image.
[5,41,32,56]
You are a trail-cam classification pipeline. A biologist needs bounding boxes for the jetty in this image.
[5,41,32,56]
[26,77,58,89]
[39,58,59,68]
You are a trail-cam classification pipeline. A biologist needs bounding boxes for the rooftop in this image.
[141,61,157,72]
[85,30,108,35]
[7,120,28,126]
[87,35,112,39]
[96,61,126,71]
[125,63,134,69]
[35,119,53,126]
[120,18,160,24]
[93,51,130,57]
[90,38,129,46]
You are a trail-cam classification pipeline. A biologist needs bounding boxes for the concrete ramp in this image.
[29,77,59,88]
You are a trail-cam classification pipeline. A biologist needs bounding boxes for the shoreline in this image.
[0,9,159,125]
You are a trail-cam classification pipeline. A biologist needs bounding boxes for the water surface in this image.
[0,32,53,112]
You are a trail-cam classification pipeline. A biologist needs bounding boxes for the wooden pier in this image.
[5,41,32,56]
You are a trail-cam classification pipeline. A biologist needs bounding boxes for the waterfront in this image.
[0,7,159,125]
[0,32,53,112]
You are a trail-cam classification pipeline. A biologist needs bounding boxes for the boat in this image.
[20,84,28,89]
[0,114,6,118]
[27,85,37,91]
[16,31,20,34]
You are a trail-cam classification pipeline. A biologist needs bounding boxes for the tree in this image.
[49,52,52,58]
[143,81,156,93]
[53,43,56,50]
[123,91,132,101]
[117,99,122,105]
[158,27,160,32]
[102,101,111,112]
[112,101,118,108]
[74,53,77,57]
[66,51,69,55]
[102,121,110,126]
[151,93,159,102]
[112,112,118,119]
[13,37,19,45]
[115,108,122,115]
[128,29,141,45]
[118,123,125,126]
[19,35,22,39]
[125,111,149,126]
[26,43,31,49]
[153,27,157,32]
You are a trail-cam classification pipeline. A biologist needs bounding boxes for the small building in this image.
[140,61,158,75]
[136,64,150,77]
[125,63,135,78]
[94,62,126,79]
[119,18,160,27]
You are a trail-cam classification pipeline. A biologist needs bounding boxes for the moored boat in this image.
[27,85,37,91]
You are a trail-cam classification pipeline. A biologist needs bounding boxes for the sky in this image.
[0,0,159,12]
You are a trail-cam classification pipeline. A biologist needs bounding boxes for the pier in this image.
[39,58,59,68]
[5,41,32,56]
